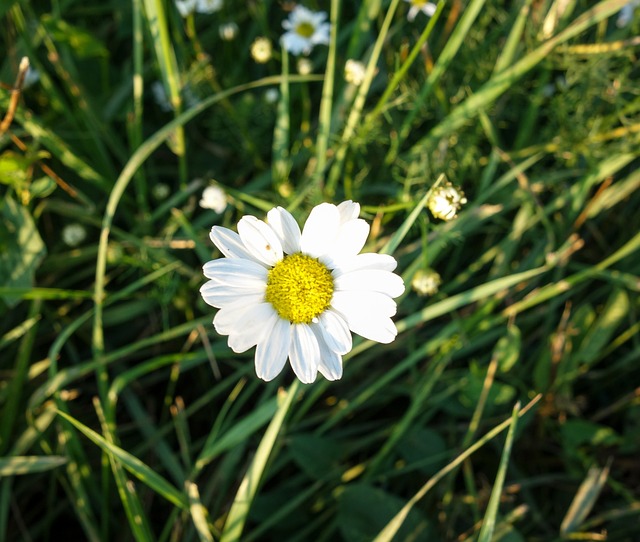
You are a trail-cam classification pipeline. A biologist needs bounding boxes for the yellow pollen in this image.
[295,21,315,38]
[265,253,334,324]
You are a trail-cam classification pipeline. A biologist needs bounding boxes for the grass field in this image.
[1,0,639,540]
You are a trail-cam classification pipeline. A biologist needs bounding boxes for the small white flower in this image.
[428,183,467,221]
[200,185,228,213]
[219,22,238,41]
[251,37,273,64]
[617,0,639,27]
[411,269,441,296]
[264,88,279,103]
[404,0,437,22]
[200,201,405,383]
[176,0,222,17]
[281,6,331,56]
[196,0,223,13]
[175,0,197,17]
[296,58,313,75]
[344,59,366,86]
[62,223,87,247]
[152,183,170,200]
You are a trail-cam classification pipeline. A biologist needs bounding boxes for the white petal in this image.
[332,253,398,276]
[237,216,284,266]
[311,325,343,381]
[335,269,405,298]
[209,227,263,264]
[337,200,360,222]
[213,295,265,334]
[202,258,268,283]
[200,282,264,308]
[323,219,369,266]
[255,316,290,381]
[289,324,320,384]
[317,352,343,381]
[267,207,301,254]
[345,314,398,344]
[317,310,352,355]
[281,33,310,56]
[227,303,277,353]
[300,203,340,258]
[331,290,398,318]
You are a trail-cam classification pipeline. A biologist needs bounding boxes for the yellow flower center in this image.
[411,0,428,5]
[265,253,334,324]
[295,22,316,38]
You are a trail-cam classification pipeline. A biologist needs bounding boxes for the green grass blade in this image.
[0,455,67,476]
[186,481,215,542]
[220,381,299,542]
[195,396,278,472]
[477,402,521,542]
[325,0,402,196]
[372,396,540,542]
[560,461,612,535]
[408,0,628,153]
[56,409,188,510]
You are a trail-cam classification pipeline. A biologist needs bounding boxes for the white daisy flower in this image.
[296,57,313,75]
[175,0,197,17]
[264,88,279,103]
[200,201,405,384]
[219,22,238,41]
[251,37,273,64]
[196,0,223,13]
[411,268,441,296]
[176,0,222,17]
[200,185,228,213]
[344,59,366,86]
[427,183,467,221]
[404,0,437,22]
[62,223,87,247]
[281,6,331,56]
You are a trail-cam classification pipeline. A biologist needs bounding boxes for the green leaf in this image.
[561,419,621,450]
[0,196,46,307]
[0,455,67,476]
[289,433,345,481]
[29,176,57,199]
[338,483,432,542]
[397,427,447,476]
[494,326,521,373]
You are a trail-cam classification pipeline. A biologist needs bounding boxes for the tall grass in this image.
[1,0,639,540]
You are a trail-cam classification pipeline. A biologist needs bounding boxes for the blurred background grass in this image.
[1,0,639,540]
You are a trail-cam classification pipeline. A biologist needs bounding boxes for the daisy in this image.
[62,223,87,247]
[200,185,228,213]
[427,183,467,221]
[200,201,404,384]
[219,22,239,41]
[251,37,273,64]
[404,0,437,22]
[411,268,441,296]
[281,6,331,56]
[176,0,222,17]
[344,59,366,86]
